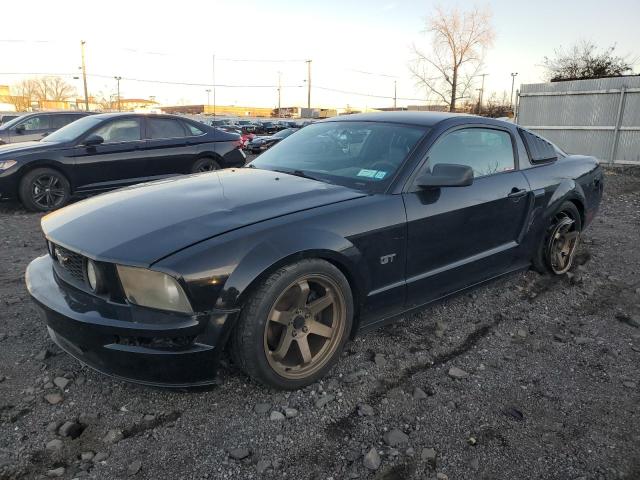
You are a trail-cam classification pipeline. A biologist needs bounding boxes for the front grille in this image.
[51,244,86,285]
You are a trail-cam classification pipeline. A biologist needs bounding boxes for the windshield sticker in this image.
[357,169,378,178]
[374,171,387,179]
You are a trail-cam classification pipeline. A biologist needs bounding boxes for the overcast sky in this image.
[1,0,638,110]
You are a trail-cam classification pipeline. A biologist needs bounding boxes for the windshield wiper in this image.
[273,169,320,181]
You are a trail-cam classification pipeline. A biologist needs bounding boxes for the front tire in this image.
[19,168,71,212]
[533,201,582,275]
[231,259,353,390]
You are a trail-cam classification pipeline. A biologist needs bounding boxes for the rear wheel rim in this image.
[197,160,218,172]
[264,274,346,380]
[547,211,579,274]
[32,174,66,209]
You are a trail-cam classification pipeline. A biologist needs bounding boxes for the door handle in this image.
[508,187,527,198]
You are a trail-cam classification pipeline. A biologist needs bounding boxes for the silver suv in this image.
[0,111,91,145]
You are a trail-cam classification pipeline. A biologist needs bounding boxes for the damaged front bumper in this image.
[26,255,238,388]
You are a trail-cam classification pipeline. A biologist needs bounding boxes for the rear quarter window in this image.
[519,129,558,164]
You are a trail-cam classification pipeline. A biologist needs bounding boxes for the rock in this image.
[363,447,381,470]
[623,381,637,389]
[254,403,271,414]
[127,460,142,476]
[59,421,83,439]
[75,375,86,386]
[46,420,62,433]
[616,313,640,328]
[143,414,156,422]
[53,377,70,390]
[270,411,285,421]
[44,393,63,405]
[79,412,99,425]
[93,451,109,463]
[35,349,52,361]
[46,467,65,477]
[412,387,428,400]
[468,436,478,446]
[575,336,595,345]
[357,404,374,416]
[553,333,568,343]
[447,367,469,379]
[45,439,63,452]
[516,329,528,339]
[81,451,95,462]
[436,474,449,480]
[373,354,386,367]
[421,448,436,464]
[284,407,298,418]
[256,460,271,474]
[315,394,335,408]
[229,447,251,460]
[406,447,415,456]
[503,406,525,421]
[103,429,124,445]
[383,428,409,447]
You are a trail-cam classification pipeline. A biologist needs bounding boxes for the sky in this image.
[1,0,638,110]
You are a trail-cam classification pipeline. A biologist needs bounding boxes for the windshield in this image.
[250,121,427,191]
[0,114,28,130]
[41,116,102,143]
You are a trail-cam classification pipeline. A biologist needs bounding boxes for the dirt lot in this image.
[0,167,639,480]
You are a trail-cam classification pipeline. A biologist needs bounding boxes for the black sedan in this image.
[247,127,299,153]
[0,113,245,211]
[26,112,603,389]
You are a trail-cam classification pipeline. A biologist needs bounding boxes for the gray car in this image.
[0,111,91,145]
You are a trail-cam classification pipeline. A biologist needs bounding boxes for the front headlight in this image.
[116,265,193,313]
[0,160,17,170]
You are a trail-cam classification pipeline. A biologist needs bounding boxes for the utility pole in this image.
[205,89,211,108]
[212,54,216,117]
[306,60,312,109]
[510,72,518,110]
[478,73,488,115]
[277,71,282,118]
[393,80,397,109]
[80,40,89,111]
[114,76,122,111]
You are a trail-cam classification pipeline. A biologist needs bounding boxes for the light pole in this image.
[205,89,211,109]
[306,59,312,109]
[80,40,89,111]
[212,54,216,117]
[277,71,282,118]
[478,73,488,115]
[510,72,518,110]
[393,80,397,109]
[114,76,122,111]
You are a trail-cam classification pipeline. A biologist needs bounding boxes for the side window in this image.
[183,121,204,136]
[518,129,558,163]
[93,119,142,143]
[20,115,50,131]
[427,128,515,178]
[51,115,77,129]
[148,118,187,139]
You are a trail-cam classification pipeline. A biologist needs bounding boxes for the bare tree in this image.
[32,76,76,102]
[410,5,494,112]
[9,79,39,111]
[543,41,633,81]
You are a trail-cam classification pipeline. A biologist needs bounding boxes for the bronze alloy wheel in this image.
[546,211,580,274]
[263,274,346,380]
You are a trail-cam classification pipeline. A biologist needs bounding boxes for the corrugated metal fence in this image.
[516,76,640,164]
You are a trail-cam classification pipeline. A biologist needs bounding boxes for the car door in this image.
[143,117,198,176]
[70,117,148,192]
[403,125,532,309]
[10,114,51,142]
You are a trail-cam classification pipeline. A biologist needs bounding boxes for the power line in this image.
[314,85,433,103]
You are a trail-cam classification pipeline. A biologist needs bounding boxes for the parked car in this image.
[247,127,299,153]
[0,113,245,211]
[0,111,92,145]
[217,125,255,148]
[0,113,21,126]
[25,112,603,389]
[256,121,279,134]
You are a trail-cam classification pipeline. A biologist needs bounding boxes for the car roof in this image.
[317,111,471,127]
[89,112,187,121]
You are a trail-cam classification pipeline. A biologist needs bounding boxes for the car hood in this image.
[42,168,366,267]
[0,140,63,156]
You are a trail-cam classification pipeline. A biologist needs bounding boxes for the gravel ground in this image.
[0,166,639,480]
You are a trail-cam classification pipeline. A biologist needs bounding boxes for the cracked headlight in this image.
[116,265,193,313]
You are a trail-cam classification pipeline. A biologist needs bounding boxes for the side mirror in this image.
[15,124,25,134]
[83,134,104,147]
[417,163,474,188]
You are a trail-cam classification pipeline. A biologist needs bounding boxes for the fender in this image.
[217,226,367,311]
[547,177,586,216]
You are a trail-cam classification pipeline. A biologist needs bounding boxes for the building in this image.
[118,98,159,112]
[161,104,274,117]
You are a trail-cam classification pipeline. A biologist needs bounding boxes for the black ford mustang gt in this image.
[0,113,245,211]
[26,112,603,389]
